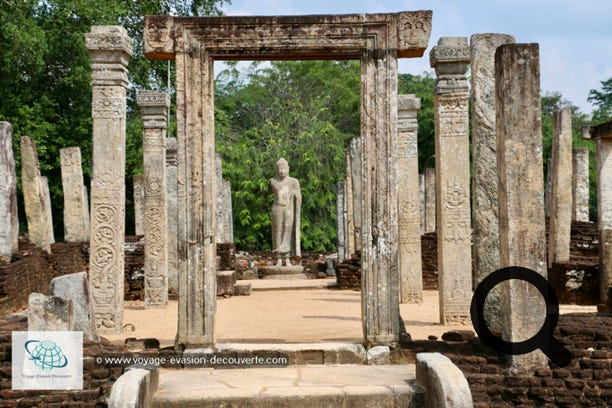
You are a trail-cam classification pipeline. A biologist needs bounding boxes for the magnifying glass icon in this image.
[470,266,572,368]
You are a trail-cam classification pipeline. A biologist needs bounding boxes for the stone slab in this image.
[416,352,473,408]
[0,122,18,261]
[152,365,421,407]
[50,272,97,341]
[28,293,74,331]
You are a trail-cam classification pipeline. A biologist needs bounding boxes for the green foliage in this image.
[215,61,360,251]
[588,77,612,123]
[0,0,228,238]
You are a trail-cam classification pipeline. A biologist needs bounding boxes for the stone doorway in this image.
[143,11,432,348]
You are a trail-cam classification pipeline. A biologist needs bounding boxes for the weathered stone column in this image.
[166,137,179,294]
[215,154,233,244]
[133,175,145,235]
[470,34,515,286]
[545,158,552,218]
[397,94,423,303]
[572,148,590,222]
[85,26,133,333]
[548,109,573,267]
[138,91,170,308]
[496,43,548,370]
[430,37,472,325]
[21,136,54,252]
[419,174,425,234]
[588,121,612,310]
[345,149,355,257]
[337,181,347,262]
[349,138,362,253]
[176,42,217,347]
[0,122,18,262]
[60,147,90,242]
[424,167,436,233]
[41,177,55,245]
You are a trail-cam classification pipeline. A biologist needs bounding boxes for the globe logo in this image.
[25,339,69,371]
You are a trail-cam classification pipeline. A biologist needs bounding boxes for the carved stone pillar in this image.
[430,37,472,325]
[60,147,90,242]
[337,181,347,262]
[349,138,362,253]
[572,148,590,222]
[345,149,355,258]
[496,43,548,371]
[138,91,170,308]
[133,175,144,235]
[166,137,179,294]
[85,26,133,333]
[397,94,423,303]
[424,167,436,233]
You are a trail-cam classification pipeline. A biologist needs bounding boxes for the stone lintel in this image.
[585,120,612,140]
[143,11,432,60]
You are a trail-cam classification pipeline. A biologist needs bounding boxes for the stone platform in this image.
[151,365,422,408]
[259,265,306,280]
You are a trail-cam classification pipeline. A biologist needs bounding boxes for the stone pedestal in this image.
[470,34,515,286]
[548,109,573,267]
[133,174,145,236]
[60,147,90,242]
[138,91,170,308]
[397,94,422,303]
[0,122,18,261]
[85,26,133,334]
[572,148,590,222]
[424,167,436,233]
[21,136,54,252]
[430,37,472,325]
[166,137,179,294]
[496,43,548,370]
[259,265,306,280]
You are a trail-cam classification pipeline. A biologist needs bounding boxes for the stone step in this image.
[151,365,423,408]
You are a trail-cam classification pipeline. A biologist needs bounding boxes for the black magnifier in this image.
[470,266,573,368]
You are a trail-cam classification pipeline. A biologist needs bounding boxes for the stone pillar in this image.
[133,175,145,235]
[419,174,425,234]
[430,37,472,325]
[470,34,515,286]
[41,177,55,245]
[85,26,133,334]
[176,42,217,347]
[360,50,401,345]
[548,109,573,267]
[496,43,548,370]
[397,94,423,303]
[0,122,18,261]
[349,138,362,253]
[345,149,355,257]
[166,137,179,294]
[545,158,552,218]
[424,167,436,233]
[588,121,612,310]
[20,136,54,252]
[572,148,590,222]
[138,91,170,308]
[337,181,346,262]
[60,147,90,242]
[215,154,233,244]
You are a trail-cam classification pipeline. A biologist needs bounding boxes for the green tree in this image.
[588,77,612,123]
[0,0,228,238]
[215,61,360,251]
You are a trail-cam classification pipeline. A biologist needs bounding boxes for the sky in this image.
[216,0,612,115]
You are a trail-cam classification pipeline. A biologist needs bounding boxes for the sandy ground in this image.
[105,286,596,348]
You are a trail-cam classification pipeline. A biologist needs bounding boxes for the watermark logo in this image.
[12,331,83,390]
[470,266,572,367]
